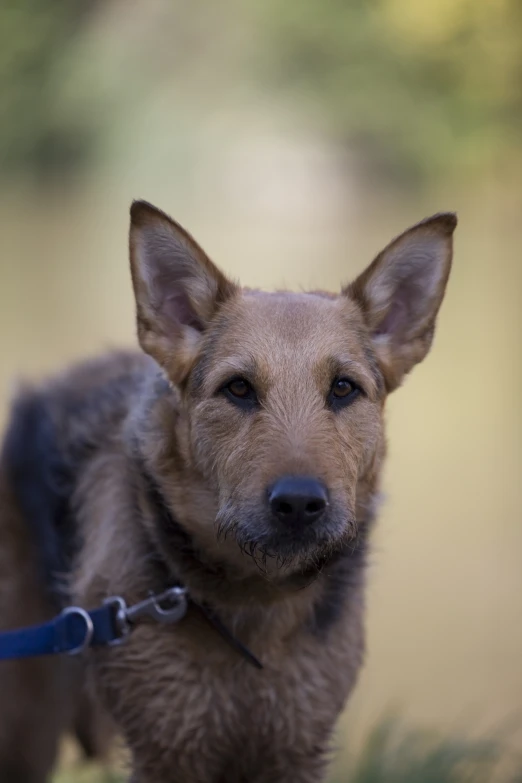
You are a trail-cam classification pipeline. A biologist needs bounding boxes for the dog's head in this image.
[129,201,455,578]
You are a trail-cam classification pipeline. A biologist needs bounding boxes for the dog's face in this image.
[184,291,384,570]
[129,202,455,575]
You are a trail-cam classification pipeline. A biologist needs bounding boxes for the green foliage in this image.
[54,764,124,783]
[1,0,522,185]
[336,720,508,783]
[0,0,98,180]
[250,0,522,184]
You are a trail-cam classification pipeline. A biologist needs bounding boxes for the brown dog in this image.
[0,202,456,782]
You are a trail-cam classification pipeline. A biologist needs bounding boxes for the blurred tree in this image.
[0,0,99,182]
[1,0,522,187]
[249,0,522,185]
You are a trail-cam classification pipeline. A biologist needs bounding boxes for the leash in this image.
[0,584,263,668]
[0,585,187,660]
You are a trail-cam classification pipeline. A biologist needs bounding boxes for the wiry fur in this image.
[0,201,456,782]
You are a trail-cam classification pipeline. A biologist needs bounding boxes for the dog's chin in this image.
[222,510,355,578]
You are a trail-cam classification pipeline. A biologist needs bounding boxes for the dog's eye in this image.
[228,379,251,398]
[221,377,259,409]
[328,377,360,409]
[333,379,354,398]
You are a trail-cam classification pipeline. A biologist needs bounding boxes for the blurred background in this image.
[0,1,521,781]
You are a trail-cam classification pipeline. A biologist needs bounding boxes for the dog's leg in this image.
[0,641,67,783]
[126,774,183,783]
[128,769,328,783]
[126,753,329,783]
[259,768,327,783]
[72,681,116,761]
[247,754,329,783]
[0,471,68,782]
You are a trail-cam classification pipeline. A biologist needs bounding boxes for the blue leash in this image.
[0,586,188,660]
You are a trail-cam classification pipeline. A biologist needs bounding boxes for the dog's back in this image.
[3,351,149,601]
[0,350,146,780]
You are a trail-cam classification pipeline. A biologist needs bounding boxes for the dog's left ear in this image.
[129,200,238,382]
[346,213,457,391]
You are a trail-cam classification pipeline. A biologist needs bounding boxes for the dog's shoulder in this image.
[1,350,152,599]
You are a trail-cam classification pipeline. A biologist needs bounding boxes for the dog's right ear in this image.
[129,200,238,382]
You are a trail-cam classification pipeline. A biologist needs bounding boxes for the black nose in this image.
[269,476,329,525]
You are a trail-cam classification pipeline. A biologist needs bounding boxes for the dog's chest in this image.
[95,613,363,779]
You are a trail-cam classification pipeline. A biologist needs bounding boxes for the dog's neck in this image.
[132,453,373,663]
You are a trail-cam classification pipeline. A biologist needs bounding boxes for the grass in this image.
[333,720,521,783]
[55,768,124,783]
[54,721,522,782]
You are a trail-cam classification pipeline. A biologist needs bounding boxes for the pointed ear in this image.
[346,213,456,391]
[129,200,238,382]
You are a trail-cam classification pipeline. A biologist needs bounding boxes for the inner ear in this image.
[147,254,206,333]
[372,244,447,340]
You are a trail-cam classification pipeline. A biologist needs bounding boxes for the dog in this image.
[0,201,456,782]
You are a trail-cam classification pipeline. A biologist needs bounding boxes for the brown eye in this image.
[333,379,354,398]
[328,377,360,410]
[228,379,250,398]
[221,377,259,410]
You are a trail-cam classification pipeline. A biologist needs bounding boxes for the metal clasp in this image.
[104,586,188,645]
[60,606,94,656]
[126,586,188,625]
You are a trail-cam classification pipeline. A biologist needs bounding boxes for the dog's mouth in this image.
[216,501,356,574]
